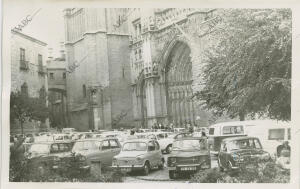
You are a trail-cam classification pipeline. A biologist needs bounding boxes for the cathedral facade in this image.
[64,8,220,130]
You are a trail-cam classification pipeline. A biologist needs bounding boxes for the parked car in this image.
[173,128,186,133]
[25,142,73,170]
[217,136,271,172]
[167,137,211,179]
[208,122,247,155]
[112,139,164,175]
[71,138,121,167]
[62,128,77,134]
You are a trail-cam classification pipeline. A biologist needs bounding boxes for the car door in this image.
[58,143,71,157]
[218,142,227,168]
[99,139,112,166]
[109,139,121,158]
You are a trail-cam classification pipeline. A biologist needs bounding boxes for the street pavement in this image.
[123,154,219,183]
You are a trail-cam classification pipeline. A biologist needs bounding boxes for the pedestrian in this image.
[199,131,208,150]
[277,141,291,157]
[188,125,194,133]
[276,141,291,170]
[127,129,137,140]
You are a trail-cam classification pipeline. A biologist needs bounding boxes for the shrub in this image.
[190,168,227,183]
[10,153,125,182]
[190,161,290,183]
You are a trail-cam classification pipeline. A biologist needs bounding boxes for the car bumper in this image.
[168,163,210,171]
[111,165,144,172]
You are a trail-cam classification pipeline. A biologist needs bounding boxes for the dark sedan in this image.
[218,136,271,172]
[25,142,73,170]
[167,137,211,179]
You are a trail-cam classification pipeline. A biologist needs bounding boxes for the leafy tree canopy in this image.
[195,9,291,121]
[10,90,49,134]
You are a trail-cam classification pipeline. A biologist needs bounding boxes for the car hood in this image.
[72,149,97,156]
[115,151,148,158]
[27,151,72,159]
[231,149,268,156]
[169,150,209,158]
[27,152,49,159]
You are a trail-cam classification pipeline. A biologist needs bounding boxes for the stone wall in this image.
[11,31,47,97]
[65,8,134,130]
[107,34,134,128]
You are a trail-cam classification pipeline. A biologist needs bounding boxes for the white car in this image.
[136,132,174,154]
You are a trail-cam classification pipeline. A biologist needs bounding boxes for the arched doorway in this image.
[165,41,195,127]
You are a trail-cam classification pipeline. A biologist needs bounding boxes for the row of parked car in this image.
[12,124,284,179]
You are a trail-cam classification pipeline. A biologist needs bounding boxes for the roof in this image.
[210,120,291,128]
[222,136,258,142]
[11,30,47,46]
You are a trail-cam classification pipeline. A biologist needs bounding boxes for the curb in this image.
[129,176,173,182]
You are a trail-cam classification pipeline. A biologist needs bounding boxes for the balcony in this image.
[38,65,46,74]
[20,60,29,70]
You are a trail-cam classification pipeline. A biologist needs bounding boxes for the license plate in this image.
[180,167,197,171]
[246,165,256,169]
[121,168,131,172]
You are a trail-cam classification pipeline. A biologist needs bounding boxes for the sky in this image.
[7,6,65,58]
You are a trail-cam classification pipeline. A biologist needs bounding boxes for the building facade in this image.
[10,30,49,134]
[64,8,134,131]
[47,50,68,129]
[127,8,220,128]
[64,8,223,130]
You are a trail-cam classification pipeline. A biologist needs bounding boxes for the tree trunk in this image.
[239,112,245,121]
[20,121,24,135]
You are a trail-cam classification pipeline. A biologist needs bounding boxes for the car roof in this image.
[174,137,206,141]
[31,141,72,145]
[222,136,259,142]
[123,138,154,143]
[75,137,118,142]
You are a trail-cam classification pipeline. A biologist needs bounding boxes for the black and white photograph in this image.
[1,1,299,187]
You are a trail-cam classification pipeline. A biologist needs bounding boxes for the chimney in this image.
[59,42,66,61]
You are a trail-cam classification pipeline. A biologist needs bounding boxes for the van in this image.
[244,120,291,157]
[208,120,291,157]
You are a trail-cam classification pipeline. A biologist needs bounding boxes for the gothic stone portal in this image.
[165,41,195,127]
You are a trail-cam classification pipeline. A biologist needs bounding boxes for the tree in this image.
[195,9,291,121]
[10,90,49,134]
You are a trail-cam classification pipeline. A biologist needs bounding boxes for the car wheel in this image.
[166,145,172,154]
[227,161,237,176]
[169,170,177,179]
[143,162,150,176]
[218,157,224,172]
[158,158,164,170]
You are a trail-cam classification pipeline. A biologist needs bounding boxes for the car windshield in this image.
[29,144,49,153]
[122,142,147,151]
[227,139,262,151]
[172,139,208,151]
[72,141,99,151]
